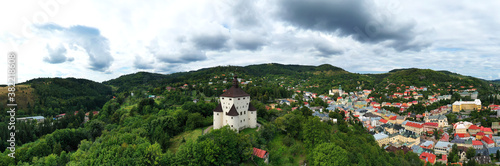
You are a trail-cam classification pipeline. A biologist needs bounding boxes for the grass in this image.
[239,127,258,135]
[168,128,204,153]
[0,84,35,110]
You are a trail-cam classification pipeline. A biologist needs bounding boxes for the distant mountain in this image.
[103,63,497,95]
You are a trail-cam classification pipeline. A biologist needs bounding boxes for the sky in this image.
[1,0,500,84]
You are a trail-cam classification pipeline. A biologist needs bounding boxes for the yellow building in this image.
[374,133,389,147]
[452,99,481,112]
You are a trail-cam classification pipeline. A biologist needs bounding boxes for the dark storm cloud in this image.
[276,0,429,51]
[233,36,266,51]
[191,33,229,51]
[313,42,343,57]
[231,1,261,28]
[43,44,74,64]
[37,24,114,72]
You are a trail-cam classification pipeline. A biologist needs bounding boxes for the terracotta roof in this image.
[472,140,482,146]
[379,119,388,124]
[454,133,470,138]
[468,125,480,130]
[420,152,436,164]
[248,103,257,111]
[423,122,438,127]
[226,105,239,116]
[476,132,485,136]
[253,147,268,159]
[482,136,494,144]
[220,75,250,97]
[405,121,423,128]
[389,116,397,120]
[213,103,223,112]
[481,127,493,133]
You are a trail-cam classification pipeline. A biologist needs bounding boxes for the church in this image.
[213,75,257,132]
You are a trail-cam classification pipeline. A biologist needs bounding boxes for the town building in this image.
[213,76,257,132]
[452,99,481,112]
[374,133,389,147]
[424,115,448,127]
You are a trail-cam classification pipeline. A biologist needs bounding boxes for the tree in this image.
[303,117,329,149]
[186,113,203,130]
[309,143,348,166]
[143,143,163,165]
[85,120,105,141]
[466,147,476,159]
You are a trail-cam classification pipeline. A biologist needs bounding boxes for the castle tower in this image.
[213,75,256,132]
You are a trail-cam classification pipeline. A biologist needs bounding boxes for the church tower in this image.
[213,75,257,132]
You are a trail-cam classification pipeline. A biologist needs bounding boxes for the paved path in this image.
[256,123,262,131]
[203,125,213,135]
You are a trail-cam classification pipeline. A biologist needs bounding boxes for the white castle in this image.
[213,75,257,132]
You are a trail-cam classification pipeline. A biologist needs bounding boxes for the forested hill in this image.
[103,63,350,92]
[103,63,497,97]
[0,77,112,116]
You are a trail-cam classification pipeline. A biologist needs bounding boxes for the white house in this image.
[213,75,257,132]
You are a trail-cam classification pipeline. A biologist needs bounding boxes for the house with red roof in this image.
[481,127,493,135]
[419,152,436,164]
[252,147,269,164]
[403,121,424,134]
[423,122,439,132]
[440,133,449,142]
[437,155,447,164]
[379,119,389,124]
[472,140,483,149]
[468,125,481,135]
[481,135,495,148]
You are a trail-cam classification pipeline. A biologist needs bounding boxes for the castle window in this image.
[231,125,233,127]
[229,98,232,101]
[240,120,242,123]
[238,98,240,100]
[222,98,224,100]
[247,103,249,105]
[231,117,233,119]
[244,111,246,114]
[251,112,253,114]
[217,113,219,115]
[243,98,245,99]
[244,119,245,122]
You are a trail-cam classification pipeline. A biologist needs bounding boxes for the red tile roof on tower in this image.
[220,75,250,97]
[253,148,268,159]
